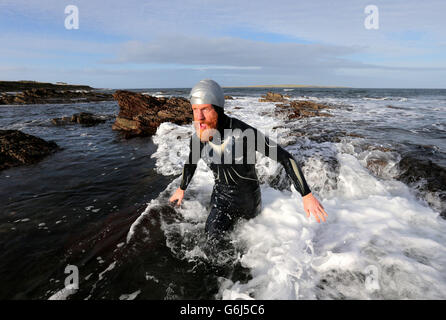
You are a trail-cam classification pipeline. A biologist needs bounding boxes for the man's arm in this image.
[237,118,311,197]
[179,135,201,190]
[170,135,201,206]
[273,142,312,197]
[241,120,327,222]
[180,163,197,190]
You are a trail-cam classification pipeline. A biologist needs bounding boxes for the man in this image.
[170,79,327,238]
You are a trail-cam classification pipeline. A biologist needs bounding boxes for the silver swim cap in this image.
[189,79,225,109]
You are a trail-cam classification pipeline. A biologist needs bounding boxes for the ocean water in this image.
[0,87,445,299]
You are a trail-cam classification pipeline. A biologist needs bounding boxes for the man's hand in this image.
[303,193,328,223]
[169,188,185,206]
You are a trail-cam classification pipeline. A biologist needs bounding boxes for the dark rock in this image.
[71,112,106,126]
[51,117,72,126]
[396,155,446,218]
[13,96,27,104]
[0,130,59,171]
[51,113,105,126]
[0,88,114,105]
[0,93,15,104]
[366,158,389,177]
[25,88,57,97]
[259,92,290,102]
[0,80,92,92]
[0,81,111,105]
[275,100,332,119]
[224,95,234,100]
[289,100,330,110]
[386,105,404,110]
[346,132,364,138]
[112,90,193,138]
[396,156,446,193]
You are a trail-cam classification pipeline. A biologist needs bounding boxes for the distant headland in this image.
[222,84,349,88]
[0,80,113,105]
[0,80,94,92]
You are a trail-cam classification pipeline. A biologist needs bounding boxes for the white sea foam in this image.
[151,122,194,176]
[222,152,446,299]
[119,290,141,300]
[363,97,391,101]
[128,96,446,299]
[48,287,77,300]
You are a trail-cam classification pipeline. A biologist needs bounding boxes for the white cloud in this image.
[112,34,366,69]
[1,0,445,87]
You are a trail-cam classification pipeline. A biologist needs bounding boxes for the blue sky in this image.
[1,0,445,88]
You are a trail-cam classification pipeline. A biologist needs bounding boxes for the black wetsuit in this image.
[180,110,311,237]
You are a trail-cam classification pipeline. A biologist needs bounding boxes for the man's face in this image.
[192,103,218,141]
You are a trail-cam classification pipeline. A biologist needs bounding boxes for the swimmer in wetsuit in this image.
[169,79,328,238]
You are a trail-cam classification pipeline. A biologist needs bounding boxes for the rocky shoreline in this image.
[0,88,114,105]
[110,91,333,138]
[0,81,113,105]
[0,80,93,92]
[1,88,444,219]
[112,90,193,138]
[0,89,339,170]
[0,90,334,170]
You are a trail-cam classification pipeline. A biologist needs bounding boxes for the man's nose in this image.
[196,110,205,120]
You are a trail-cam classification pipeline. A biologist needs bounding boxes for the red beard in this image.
[194,120,218,142]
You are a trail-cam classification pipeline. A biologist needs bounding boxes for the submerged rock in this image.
[51,112,106,126]
[366,158,390,177]
[275,100,332,119]
[51,117,73,126]
[112,90,193,138]
[259,92,290,102]
[396,156,446,194]
[396,154,446,218]
[0,130,59,171]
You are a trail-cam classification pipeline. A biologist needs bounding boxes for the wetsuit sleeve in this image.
[179,135,201,190]
[273,141,312,197]
[245,122,312,197]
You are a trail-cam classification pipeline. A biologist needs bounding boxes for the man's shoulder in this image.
[228,116,254,131]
